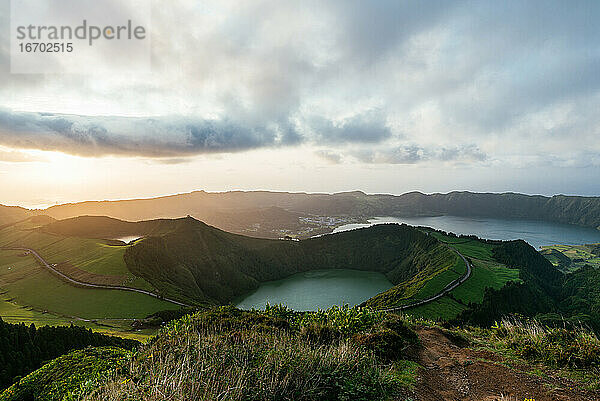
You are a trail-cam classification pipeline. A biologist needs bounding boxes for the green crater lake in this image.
[235,269,393,311]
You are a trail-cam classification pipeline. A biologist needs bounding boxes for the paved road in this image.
[378,248,472,312]
[1,247,190,307]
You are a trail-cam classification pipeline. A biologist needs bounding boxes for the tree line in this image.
[0,318,138,390]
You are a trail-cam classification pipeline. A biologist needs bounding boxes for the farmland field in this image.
[541,243,600,271]
[0,222,154,290]
[401,230,521,320]
[0,249,178,319]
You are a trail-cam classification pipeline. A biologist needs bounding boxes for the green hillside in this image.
[541,243,600,271]
[0,218,181,331]
[0,318,138,390]
[366,230,521,320]
[0,249,178,319]
[123,219,460,305]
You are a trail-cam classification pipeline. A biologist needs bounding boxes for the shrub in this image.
[493,317,600,369]
[354,329,408,360]
[83,308,404,401]
[300,322,342,344]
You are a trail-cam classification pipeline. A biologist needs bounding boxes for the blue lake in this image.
[333,216,600,249]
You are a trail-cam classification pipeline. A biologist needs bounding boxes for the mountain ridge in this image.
[2,190,599,235]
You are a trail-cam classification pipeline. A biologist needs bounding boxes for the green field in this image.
[404,255,466,302]
[402,231,521,320]
[451,259,521,305]
[429,232,495,261]
[0,298,154,341]
[406,296,467,320]
[0,297,67,326]
[0,249,178,322]
[365,242,465,308]
[0,222,153,290]
[541,243,600,272]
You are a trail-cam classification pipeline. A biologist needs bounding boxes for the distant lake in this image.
[333,216,600,249]
[235,269,393,311]
[111,235,142,244]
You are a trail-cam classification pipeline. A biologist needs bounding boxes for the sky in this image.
[1,0,600,208]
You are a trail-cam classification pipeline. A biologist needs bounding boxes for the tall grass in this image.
[492,317,600,369]
[83,307,415,401]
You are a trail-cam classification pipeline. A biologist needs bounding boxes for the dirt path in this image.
[409,327,598,401]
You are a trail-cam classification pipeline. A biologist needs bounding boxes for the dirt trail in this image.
[409,327,598,401]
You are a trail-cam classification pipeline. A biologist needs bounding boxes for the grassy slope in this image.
[395,232,521,320]
[122,219,461,306]
[4,308,599,400]
[0,249,178,319]
[541,243,600,271]
[2,307,420,401]
[451,258,521,305]
[0,205,32,226]
[0,298,67,326]
[0,347,131,401]
[0,221,142,279]
[364,252,463,308]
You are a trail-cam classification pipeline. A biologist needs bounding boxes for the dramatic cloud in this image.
[308,112,392,144]
[0,108,399,157]
[0,109,292,157]
[0,0,599,168]
[352,144,487,165]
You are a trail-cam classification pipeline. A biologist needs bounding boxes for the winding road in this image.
[2,244,470,313]
[379,248,472,312]
[1,247,190,307]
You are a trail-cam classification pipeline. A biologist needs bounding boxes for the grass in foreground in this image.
[491,317,600,369]
[0,347,132,401]
[2,306,420,401]
[458,316,600,390]
[4,308,600,400]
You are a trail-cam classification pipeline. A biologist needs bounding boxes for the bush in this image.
[354,329,408,360]
[378,315,419,344]
[300,322,342,344]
